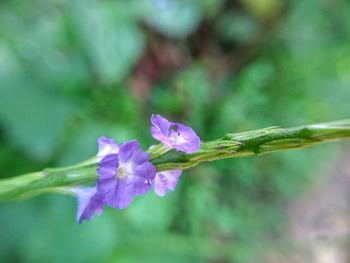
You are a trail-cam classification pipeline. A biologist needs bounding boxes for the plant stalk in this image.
[0,119,349,201]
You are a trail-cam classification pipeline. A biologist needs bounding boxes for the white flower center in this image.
[117,167,126,179]
[116,163,133,179]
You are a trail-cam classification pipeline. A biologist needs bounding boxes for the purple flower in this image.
[97,136,120,159]
[154,170,182,197]
[96,140,156,209]
[74,187,105,224]
[150,114,200,154]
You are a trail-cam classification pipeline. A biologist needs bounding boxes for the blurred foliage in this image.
[0,0,350,262]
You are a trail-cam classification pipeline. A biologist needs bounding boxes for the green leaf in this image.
[0,45,74,161]
[67,0,145,84]
[144,0,202,38]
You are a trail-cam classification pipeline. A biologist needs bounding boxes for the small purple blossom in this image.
[154,170,182,197]
[75,114,200,223]
[150,114,200,154]
[74,187,105,224]
[96,140,156,209]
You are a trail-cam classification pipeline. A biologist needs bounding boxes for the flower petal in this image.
[105,179,134,209]
[96,154,119,179]
[118,140,140,163]
[170,124,201,153]
[154,170,182,197]
[96,176,117,194]
[74,187,104,224]
[151,114,171,135]
[151,114,172,145]
[97,136,119,158]
[132,162,156,195]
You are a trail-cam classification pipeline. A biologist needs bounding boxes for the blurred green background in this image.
[0,0,350,262]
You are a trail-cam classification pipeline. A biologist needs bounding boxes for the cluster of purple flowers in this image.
[75,114,200,223]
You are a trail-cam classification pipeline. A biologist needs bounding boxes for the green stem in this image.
[0,119,349,201]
